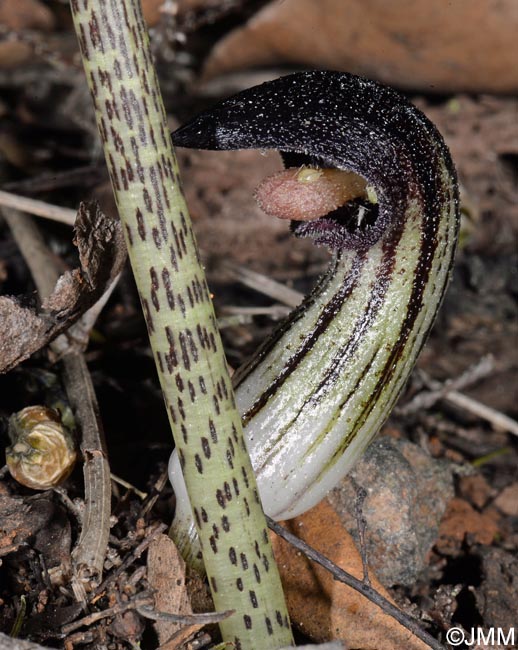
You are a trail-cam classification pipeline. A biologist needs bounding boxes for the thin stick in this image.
[267,517,446,650]
[52,486,83,524]
[140,467,169,517]
[62,592,154,634]
[110,472,148,500]
[136,606,233,626]
[400,357,518,436]
[91,523,167,600]
[223,260,303,307]
[2,164,106,194]
[2,206,112,594]
[2,207,66,298]
[399,356,495,414]
[64,353,111,595]
[353,484,370,586]
[444,390,518,437]
[0,190,76,226]
[220,305,291,318]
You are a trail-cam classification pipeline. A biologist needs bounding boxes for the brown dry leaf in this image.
[271,500,429,650]
[147,533,195,649]
[0,202,126,374]
[493,484,518,517]
[0,0,55,31]
[203,0,518,94]
[0,0,53,69]
[142,0,165,27]
[435,498,500,555]
[0,41,33,69]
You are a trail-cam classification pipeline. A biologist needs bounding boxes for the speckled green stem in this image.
[69,1,293,647]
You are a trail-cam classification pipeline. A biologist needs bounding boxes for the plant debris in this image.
[0,202,126,373]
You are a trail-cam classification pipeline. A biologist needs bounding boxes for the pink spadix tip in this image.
[254,166,368,221]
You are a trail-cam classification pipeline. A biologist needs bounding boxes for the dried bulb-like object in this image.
[254,166,368,221]
[6,406,77,490]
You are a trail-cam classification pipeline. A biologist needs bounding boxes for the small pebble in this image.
[328,436,454,586]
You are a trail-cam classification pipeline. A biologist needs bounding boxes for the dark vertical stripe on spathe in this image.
[241,253,366,424]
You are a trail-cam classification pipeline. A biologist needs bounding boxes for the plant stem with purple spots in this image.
[69,0,294,647]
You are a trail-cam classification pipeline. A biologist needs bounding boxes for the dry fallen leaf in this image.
[202,0,518,94]
[494,484,518,517]
[0,202,127,374]
[0,0,55,69]
[0,0,55,31]
[147,533,194,649]
[141,0,166,27]
[271,500,430,650]
[0,41,33,70]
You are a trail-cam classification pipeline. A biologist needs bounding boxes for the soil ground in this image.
[0,2,516,649]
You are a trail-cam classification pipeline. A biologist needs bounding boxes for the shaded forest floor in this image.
[0,2,517,649]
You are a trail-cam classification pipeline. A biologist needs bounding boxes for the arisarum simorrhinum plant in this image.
[169,70,460,567]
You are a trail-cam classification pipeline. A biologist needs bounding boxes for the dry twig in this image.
[136,606,233,626]
[0,202,125,373]
[2,207,112,596]
[91,523,167,601]
[62,592,154,635]
[400,356,518,436]
[0,190,76,226]
[267,517,447,650]
[222,260,303,307]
